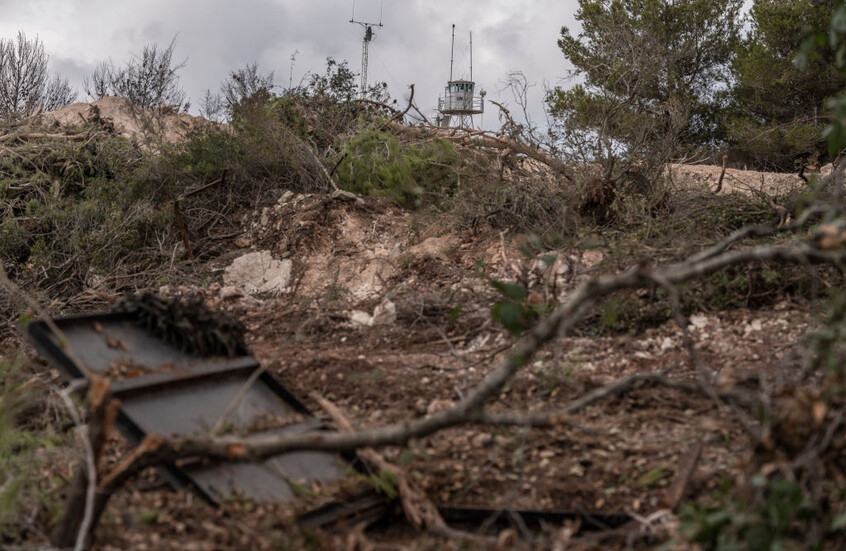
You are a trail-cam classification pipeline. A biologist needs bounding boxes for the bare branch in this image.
[91,242,846,469]
[0,31,76,117]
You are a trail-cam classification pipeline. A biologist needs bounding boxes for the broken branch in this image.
[96,243,846,466]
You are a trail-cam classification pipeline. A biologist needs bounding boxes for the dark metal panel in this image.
[186,421,345,503]
[439,507,632,532]
[25,310,347,505]
[117,370,296,435]
[28,313,199,375]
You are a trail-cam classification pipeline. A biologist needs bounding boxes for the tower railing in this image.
[438,95,484,114]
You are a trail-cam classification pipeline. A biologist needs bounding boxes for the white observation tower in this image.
[438,25,485,129]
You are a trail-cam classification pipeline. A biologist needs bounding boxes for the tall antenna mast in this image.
[289,49,298,90]
[350,1,384,98]
[469,30,473,82]
[449,24,455,81]
[438,24,484,130]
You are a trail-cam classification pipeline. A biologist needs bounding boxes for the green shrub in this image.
[165,92,325,196]
[0,132,178,297]
[680,476,817,551]
[336,129,459,207]
[0,357,66,542]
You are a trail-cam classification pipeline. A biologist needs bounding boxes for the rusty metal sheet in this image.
[26,311,345,504]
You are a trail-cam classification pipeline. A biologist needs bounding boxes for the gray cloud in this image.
[0,0,580,128]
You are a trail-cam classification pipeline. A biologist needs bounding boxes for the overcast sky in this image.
[0,0,581,130]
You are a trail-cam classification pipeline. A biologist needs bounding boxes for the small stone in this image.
[277,190,294,204]
[744,319,763,335]
[426,398,452,415]
[371,299,397,326]
[688,313,708,330]
[349,310,372,326]
[582,249,604,267]
[471,433,494,448]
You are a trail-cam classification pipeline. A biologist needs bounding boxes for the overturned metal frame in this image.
[28,311,637,537]
[27,311,346,504]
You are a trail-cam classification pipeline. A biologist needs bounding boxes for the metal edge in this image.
[438,506,632,531]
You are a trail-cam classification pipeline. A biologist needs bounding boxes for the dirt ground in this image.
[39,96,216,143]
[102,185,826,549]
[7,157,834,550]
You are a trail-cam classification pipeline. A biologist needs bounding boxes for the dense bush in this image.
[0,131,175,298]
[336,129,459,207]
[166,92,325,196]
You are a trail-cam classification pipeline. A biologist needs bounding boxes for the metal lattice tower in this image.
[350,2,383,98]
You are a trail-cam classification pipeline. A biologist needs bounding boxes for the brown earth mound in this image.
[38,96,215,142]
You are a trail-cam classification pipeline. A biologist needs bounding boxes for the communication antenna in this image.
[470,30,473,82]
[288,49,298,90]
[350,0,384,97]
[437,24,484,129]
[449,24,455,81]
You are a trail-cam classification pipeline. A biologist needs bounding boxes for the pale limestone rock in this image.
[688,313,709,330]
[581,249,604,267]
[223,251,292,295]
[349,310,373,326]
[408,235,459,260]
[371,299,397,326]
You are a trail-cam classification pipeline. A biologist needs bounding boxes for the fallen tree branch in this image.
[473,371,755,428]
[689,203,834,264]
[442,131,575,181]
[312,395,443,531]
[311,394,495,544]
[664,441,704,511]
[177,170,228,201]
[353,97,402,116]
[380,84,415,131]
[410,103,432,126]
[89,243,846,468]
[0,131,89,142]
[52,377,118,551]
[53,236,846,547]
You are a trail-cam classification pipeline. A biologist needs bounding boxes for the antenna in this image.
[350,2,384,97]
[438,24,484,130]
[449,24,455,81]
[469,30,473,82]
[289,49,298,90]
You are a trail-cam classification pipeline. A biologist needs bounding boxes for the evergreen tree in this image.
[729,0,846,170]
[547,0,742,182]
